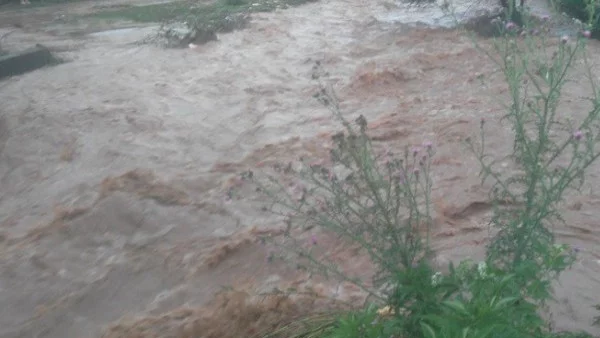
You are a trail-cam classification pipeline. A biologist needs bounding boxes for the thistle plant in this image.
[242,62,436,301]
[464,12,599,304]
[250,8,600,338]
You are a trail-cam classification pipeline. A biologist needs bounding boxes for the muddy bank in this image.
[0,0,599,337]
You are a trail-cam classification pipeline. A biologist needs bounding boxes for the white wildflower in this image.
[431,272,443,287]
[477,261,488,279]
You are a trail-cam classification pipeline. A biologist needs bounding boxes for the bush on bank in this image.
[242,7,600,338]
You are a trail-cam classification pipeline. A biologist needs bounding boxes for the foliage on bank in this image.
[236,8,600,338]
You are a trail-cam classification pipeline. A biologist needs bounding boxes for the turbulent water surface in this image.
[0,0,599,336]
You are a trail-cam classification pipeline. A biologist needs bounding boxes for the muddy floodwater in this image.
[0,0,599,337]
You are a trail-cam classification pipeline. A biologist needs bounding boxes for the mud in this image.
[0,0,599,337]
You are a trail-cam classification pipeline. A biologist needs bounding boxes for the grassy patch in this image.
[0,0,91,9]
[89,1,205,23]
[88,0,317,24]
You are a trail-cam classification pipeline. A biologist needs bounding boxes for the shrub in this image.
[241,6,600,338]
[242,75,436,301]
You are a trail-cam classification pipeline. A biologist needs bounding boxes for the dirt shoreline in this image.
[0,0,599,337]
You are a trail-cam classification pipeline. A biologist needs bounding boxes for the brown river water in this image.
[0,0,599,337]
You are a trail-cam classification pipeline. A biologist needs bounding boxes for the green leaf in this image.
[421,322,437,338]
[497,273,516,289]
[475,324,498,338]
[422,314,454,330]
[492,296,519,311]
[442,300,471,317]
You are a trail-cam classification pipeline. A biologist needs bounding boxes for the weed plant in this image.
[238,6,600,338]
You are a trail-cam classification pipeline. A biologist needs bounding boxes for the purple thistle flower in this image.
[423,141,433,150]
[573,129,583,141]
[505,21,517,30]
[582,30,592,39]
[412,147,421,157]
[311,235,318,245]
[541,15,550,21]
[561,35,569,44]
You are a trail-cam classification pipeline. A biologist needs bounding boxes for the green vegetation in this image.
[88,0,316,24]
[4,0,599,335]
[224,7,600,338]
[555,0,600,38]
[0,0,93,8]
[90,1,212,23]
